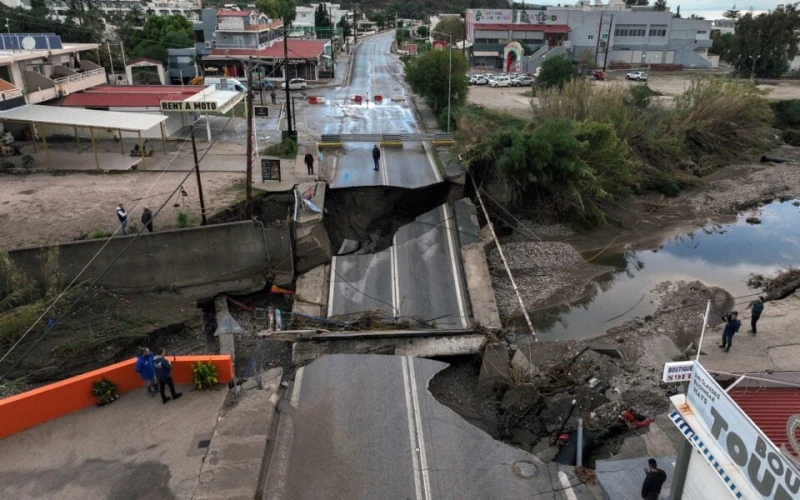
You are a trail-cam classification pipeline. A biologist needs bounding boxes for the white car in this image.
[490,76,512,88]
[626,71,648,82]
[280,78,308,90]
[473,75,489,85]
[511,76,534,87]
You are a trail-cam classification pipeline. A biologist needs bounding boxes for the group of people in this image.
[719,296,766,353]
[115,204,154,236]
[134,347,183,404]
[302,145,382,176]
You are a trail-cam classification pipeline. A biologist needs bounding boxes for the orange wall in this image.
[0,355,232,439]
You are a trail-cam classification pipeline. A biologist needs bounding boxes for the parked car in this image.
[625,71,648,82]
[511,76,534,87]
[280,78,308,90]
[473,75,489,85]
[578,69,606,81]
[593,70,606,81]
[490,76,512,88]
[252,79,276,90]
[204,77,248,92]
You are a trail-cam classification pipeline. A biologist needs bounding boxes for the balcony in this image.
[25,66,106,104]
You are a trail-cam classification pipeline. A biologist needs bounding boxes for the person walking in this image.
[270,89,276,105]
[641,458,667,500]
[304,152,315,175]
[153,348,182,404]
[748,296,765,335]
[372,144,381,172]
[141,206,154,233]
[719,311,741,353]
[134,347,158,397]
[116,204,128,235]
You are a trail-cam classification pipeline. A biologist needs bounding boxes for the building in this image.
[0,33,104,107]
[465,5,716,71]
[9,0,203,21]
[294,3,353,35]
[166,47,198,84]
[193,8,329,81]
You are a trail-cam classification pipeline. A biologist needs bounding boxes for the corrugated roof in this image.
[729,387,800,459]
[209,39,327,60]
[0,78,18,92]
[217,9,251,17]
[57,85,204,107]
[474,23,570,33]
[0,104,167,131]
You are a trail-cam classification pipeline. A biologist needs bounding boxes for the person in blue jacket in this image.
[719,311,741,353]
[134,347,158,397]
[153,348,182,404]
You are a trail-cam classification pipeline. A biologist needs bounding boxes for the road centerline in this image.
[442,204,468,328]
[401,356,424,500]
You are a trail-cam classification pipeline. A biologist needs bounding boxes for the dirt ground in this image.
[467,85,532,119]
[0,171,245,250]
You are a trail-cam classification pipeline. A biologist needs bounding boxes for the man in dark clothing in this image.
[641,458,667,500]
[372,144,380,171]
[141,206,154,233]
[719,311,741,353]
[748,296,765,334]
[270,89,276,105]
[116,204,128,235]
[304,152,314,175]
[153,348,182,404]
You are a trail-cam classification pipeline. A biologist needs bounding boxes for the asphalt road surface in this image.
[329,204,469,329]
[265,355,589,500]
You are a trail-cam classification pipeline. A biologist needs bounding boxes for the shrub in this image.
[91,230,112,239]
[774,100,800,127]
[536,55,578,90]
[177,211,189,228]
[263,138,298,158]
[192,361,219,390]
[91,378,119,406]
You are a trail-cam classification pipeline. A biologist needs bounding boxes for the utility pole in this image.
[283,20,293,136]
[190,125,207,225]
[593,12,604,68]
[245,60,255,218]
[602,14,614,71]
[329,4,335,78]
[353,4,357,44]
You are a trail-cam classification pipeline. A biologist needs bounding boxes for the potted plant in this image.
[91,378,119,406]
[192,361,219,390]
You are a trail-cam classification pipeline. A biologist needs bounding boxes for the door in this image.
[665,51,675,64]
[632,50,643,65]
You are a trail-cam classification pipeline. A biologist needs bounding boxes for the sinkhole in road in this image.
[324,181,458,255]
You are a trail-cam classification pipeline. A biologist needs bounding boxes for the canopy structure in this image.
[0,104,169,170]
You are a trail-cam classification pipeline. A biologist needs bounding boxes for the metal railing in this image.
[52,68,105,86]
[320,133,454,143]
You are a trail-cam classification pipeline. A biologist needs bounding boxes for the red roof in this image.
[217,9,251,17]
[729,388,800,459]
[55,85,205,108]
[474,23,570,33]
[210,39,327,60]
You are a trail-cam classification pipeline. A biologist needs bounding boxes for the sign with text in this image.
[687,362,800,499]
[160,100,218,113]
[253,106,269,118]
[261,158,281,182]
[662,361,694,383]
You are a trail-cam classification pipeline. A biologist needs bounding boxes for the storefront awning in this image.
[0,104,166,131]
[474,51,500,57]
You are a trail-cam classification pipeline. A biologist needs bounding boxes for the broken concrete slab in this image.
[292,265,329,318]
[453,198,479,246]
[193,367,282,500]
[295,221,332,274]
[511,349,539,379]
[595,455,676,500]
[294,182,326,225]
[337,238,360,255]
[478,342,510,393]
[462,242,502,330]
[589,345,624,359]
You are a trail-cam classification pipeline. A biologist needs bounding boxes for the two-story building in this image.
[294,3,353,37]
[190,8,329,82]
[465,4,716,71]
[0,33,104,108]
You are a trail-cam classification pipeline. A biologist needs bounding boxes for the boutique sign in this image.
[687,362,800,499]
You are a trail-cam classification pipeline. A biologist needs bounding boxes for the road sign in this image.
[254,106,269,117]
[160,100,218,112]
[261,158,281,182]
[432,40,446,51]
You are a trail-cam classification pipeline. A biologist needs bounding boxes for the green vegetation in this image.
[536,55,578,90]
[432,16,466,44]
[91,378,119,405]
[727,5,800,77]
[263,138,299,158]
[176,211,190,228]
[91,229,112,239]
[192,361,219,390]
[461,79,774,228]
[403,49,469,117]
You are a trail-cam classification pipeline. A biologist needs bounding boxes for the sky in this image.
[521,0,781,19]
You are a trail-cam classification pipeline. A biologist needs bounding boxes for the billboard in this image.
[471,9,560,25]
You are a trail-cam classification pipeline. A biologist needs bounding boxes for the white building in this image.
[294,3,353,32]
[8,0,203,21]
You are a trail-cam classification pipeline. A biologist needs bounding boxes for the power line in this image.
[0,115,234,382]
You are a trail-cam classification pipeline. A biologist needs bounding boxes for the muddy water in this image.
[529,200,800,341]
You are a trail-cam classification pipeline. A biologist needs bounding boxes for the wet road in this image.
[265,355,588,500]
[329,141,441,189]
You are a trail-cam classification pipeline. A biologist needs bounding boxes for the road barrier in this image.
[374,95,383,102]
[319,133,453,146]
[352,95,363,102]
[0,355,233,439]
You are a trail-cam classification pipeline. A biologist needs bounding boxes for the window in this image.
[588,34,594,40]
[233,35,245,47]
[615,24,646,37]
[649,25,667,37]
[696,30,708,34]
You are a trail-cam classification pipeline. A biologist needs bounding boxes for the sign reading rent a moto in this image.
[687,362,800,499]
[160,101,218,112]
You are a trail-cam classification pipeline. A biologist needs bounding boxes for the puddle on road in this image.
[523,200,800,341]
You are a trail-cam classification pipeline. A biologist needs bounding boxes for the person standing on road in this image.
[747,296,765,335]
[153,348,182,404]
[134,347,158,397]
[719,311,741,353]
[304,152,315,175]
[270,89,276,105]
[372,144,381,172]
[116,204,128,235]
[141,206,154,233]
[641,458,667,500]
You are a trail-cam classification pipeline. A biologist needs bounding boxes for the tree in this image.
[433,16,465,44]
[416,26,429,38]
[625,0,649,5]
[673,5,681,18]
[689,14,705,19]
[314,4,331,28]
[369,12,386,30]
[730,5,800,78]
[128,15,193,63]
[338,15,351,38]
[653,0,667,12]
[403,49,469,114]
[723,5,741,20]
[256,0,296,25]
[710,32,734,62]
[537,55,577,90]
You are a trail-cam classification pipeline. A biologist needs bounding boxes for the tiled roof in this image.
[209,39,327,60]
[56,85,204,108]
[217,9,251,17]
[729,387,800,459]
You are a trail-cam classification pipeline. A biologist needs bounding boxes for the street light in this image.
[749,54,762,81]
[431,30,452,133]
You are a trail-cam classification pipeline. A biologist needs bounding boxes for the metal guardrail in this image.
[320,133,453,143]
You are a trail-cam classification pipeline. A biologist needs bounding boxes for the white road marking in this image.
[290,366,305,408]
[423,141,443,183]
[390,234,400,318]
[326,257,337,318]
[557,470,579,500]
[401,356,424,500]
[441,204,468,328]
[380,146,389,186]
[407,357,433,499]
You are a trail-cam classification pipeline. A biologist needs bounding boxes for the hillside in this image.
[305,0,510,17]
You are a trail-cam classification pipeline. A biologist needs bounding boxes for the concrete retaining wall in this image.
[5,221,294,297]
